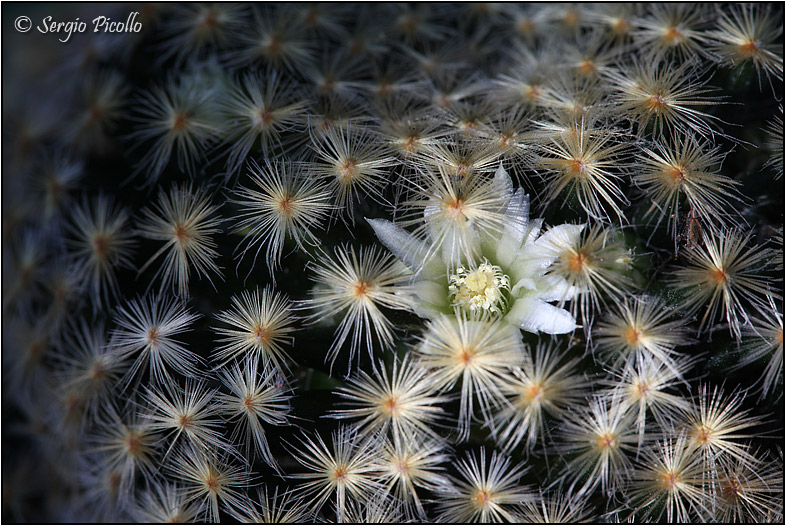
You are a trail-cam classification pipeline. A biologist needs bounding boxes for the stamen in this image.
[449,260,511,314]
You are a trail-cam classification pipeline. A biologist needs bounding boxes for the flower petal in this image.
[492,162,514,198]
[366,217,429,271]
[413,279,450,311]
[535,274,583,302]
[533,224,585,258]
[496,189,530,267]
[506,297,578,334]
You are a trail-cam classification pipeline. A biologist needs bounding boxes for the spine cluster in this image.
[2,3,784,523]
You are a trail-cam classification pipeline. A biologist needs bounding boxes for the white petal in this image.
[504,189,530,243]
[510,277,538,296]
[492,162,514,198]
[509,252,552,287]
[535,274,582,302]
[413,279,448,306]
[506,297,578,334]
[440,231,461,266]
[411,279,451,318]
[366,217,428,271]
[525,218,544,244]
[533,224,585,255]
[496,189,530,267]
[514,223,584,272]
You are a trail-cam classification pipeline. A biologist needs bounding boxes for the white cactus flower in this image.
[368,165,584,335]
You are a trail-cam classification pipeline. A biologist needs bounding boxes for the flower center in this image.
[125,432,144,456]
[648,94,668,112]
[498,134,514,150]
[740,39,761,56]
[667,165,687,184]
[710,267,729,285]
[338,159,358,181]
[632,379,650,399]
[517,18,535,36]
[524,84,540,103]
[596,432,618,450]
[612,17,630,35]
[624,326,641,346]
[382,395,400,416]
[90,361,106,382]
[254,107,274,129]
[146,327,160,346]
[252,324,271,346]
[277,195,294,216]
[204,471,220,493]
[333,466,348,482]
[473,488,493,509]
[663,26,684,45]
[720,478,742,501]
[402,135,420,153]
[92,234,110,257]
[171,112,190,132]
[693,424,712,445]
[660,470,680,490]
[449,260,510,314]
[523,382,543,404]
[578,58,596,76]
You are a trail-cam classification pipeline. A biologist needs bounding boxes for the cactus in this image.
[2,3,783,523]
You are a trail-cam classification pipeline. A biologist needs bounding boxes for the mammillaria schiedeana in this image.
[2,3,783,523]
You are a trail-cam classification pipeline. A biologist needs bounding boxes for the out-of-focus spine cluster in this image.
[2,3,784,523]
